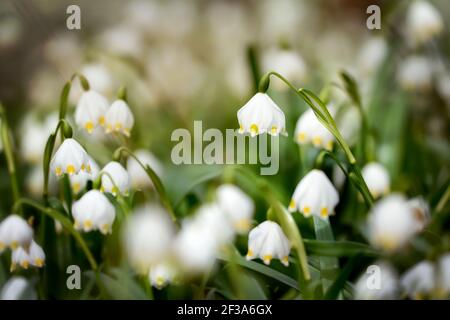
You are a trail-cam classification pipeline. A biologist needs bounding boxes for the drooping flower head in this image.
[104,99,134,137]
[148,262,177,289]
[237,93,287,137]
[11,240,45,271]
[50,138,91,177]
[400,260,435,300]
[294,108,335,150]
[127,149,163,190]
[362,162,390,198]
[69,155,100,194]
[289,169,339,219]
[0,215,33,251]
[406,0,443,45]
[100,161,131,196]
[75,90,109,134]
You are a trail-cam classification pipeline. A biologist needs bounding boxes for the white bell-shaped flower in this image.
[0,215,33,250]
[127,149,163,190]
[262,49,307,90]
[294,108,335,150]
[216,184,254,234]
[436,254,450,298]
[69,156,100,193]
[397,55,433,91]
[362,162,390,198]
[237,93,287,137]
[123,205,175,274]
[149,262,177,289]
[104,99,134,137]
[0,276,37,300]
[11,240,45,271]
[100,161,131,196]
[288,169,339,219]
[72,190,116,234]
[367,194,417,252]
[400,260,435,299]
[357,37,388,77]
[50,138,91,177]
[354,261,399,300]
[246,220,290,266]
[407,197,430,233]
[75,90,109,134]
[406,0,443,45]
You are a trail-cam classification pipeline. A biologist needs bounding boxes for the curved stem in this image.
[14,198,98,271]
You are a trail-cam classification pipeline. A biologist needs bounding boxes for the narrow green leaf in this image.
[324,255,361,300]
[304,239,379,257]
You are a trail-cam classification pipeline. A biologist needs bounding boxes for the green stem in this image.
[14,198,98,271]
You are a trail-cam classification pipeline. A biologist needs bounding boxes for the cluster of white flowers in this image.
[0,215,45,271]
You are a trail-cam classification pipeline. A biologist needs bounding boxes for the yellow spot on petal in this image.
[11,241,19,250]
[234,219,250,232]
[21,260,29,269]
[325,141,333,151]
[123,128,131,137]
[99,116,105,126]
[297,132,306,143]
[100,186,105,193]
[303,206,311,217]
[83,219,93,230]
[312,136,322,147]
[271,126,278,135]
[288,199,296,211]
[55,167,62,176]
[281,256,289,266]
[320,207,328,218]
[66,165,76,175]
[111,186,119,196]
[156,276,165,287]
[0,242,5,250]
[114,123,123,131]
[246,249,253,258]
[239,124,244,133]
[100,224,110,234]
[34,258,44,267]
[84,121,94,134]
[250,124,259,136]
[72,183,81,193]
[263,255,272,265]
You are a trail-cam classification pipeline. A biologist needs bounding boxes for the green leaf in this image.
[324,255,361,300]
[304,239,379,257]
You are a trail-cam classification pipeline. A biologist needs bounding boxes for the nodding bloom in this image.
[406,0,443,45]
[362,162,390,198]
[397,55,433,91]
[246,220,290,266]
[294,108,335,151]
[288,169,339,220]
[50,138,91,177]
[354,261,399,300]
[123,205,175,274]
[127,149,163,190]
[400,261,435,300]
[0,276,37,300]
[0,215,33,251]
[216,184,254,234]
[104,99,134,137]
[72,190,116,235]
[357,37,388,77]
[367,194,418,252]
[407,197,430,232]
[11,240,45,271]
[262,49,307,90]
[100,161,131,196]
[237,93,287,137]
[149,263,177,289]
[436,254,450,298]
[69,156,100,194]
[75,90,109,134]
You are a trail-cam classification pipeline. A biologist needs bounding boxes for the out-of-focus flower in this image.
[26,165,58,197]
[294,108,335,150]
[69,156,100,194]
[72,190,116,234]
[11,240,45,271]
[262,48,307,90]
[149,262,177,289]
[362,162,390,198]
[127,149,163,190]
[332,164,346,191]
[357,37,387,77]
[336,107,360,147]
[100,161,131,196]
[354,261,399,300]
[407,197,430,232]
[50,138,91,177]
[406,0,443,45]
[367,194,418,252]
[0,215,33,251]
[400,260,435,299]
[75,90,109,134]
[216,184,254,234]
[437,72,450,104]
[436,254,450,298]
[104,100,134,137]
[98,25,144,59]
[237,93,287,137]
[123,205,175,274]
[246,220,290,266]
[289,169,339,219]
[397,56,433,91]
[1,277,36,300]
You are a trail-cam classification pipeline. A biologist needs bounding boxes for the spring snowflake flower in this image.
[1,277,36,300]
[361,162,390,198]
[436,254,450,297]
[397,56,433,91]
[11,240,45,271]
[69,156,100,193]
[72,190,116,234]
[406,0,443,45]
[354,261,399,300]
[246,221,290,266]
[294,108,335,150]
[0,215,33,251]
[50,138,91,177]
[75,90,109,134]
[216,184,254,234]
[367,194,418,252]
[400,260,435,299]
[100,161,131,196]
[407,197,430,232]
[262,49,307,90]
[149,263,177,289]
[357,37,388,77]
[288,169,339,219]
[104,99,134,137]
[127,149,163,190]
[123,205,175,274]
[237,93,287,137]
